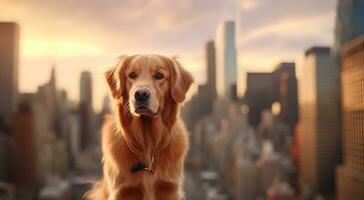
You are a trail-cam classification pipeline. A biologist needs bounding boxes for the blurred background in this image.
[0,0,364,199]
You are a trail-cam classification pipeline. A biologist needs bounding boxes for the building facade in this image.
[335,0,364,52]
[244,62,298,128]
[0,22,19,132]
[12,100,37,188]
[299,47,341,197]
[215,20,237,99]
[206,40,217,97]
[80,71,93,107]
[183,40,218,133]
[337,35,364,200]
[272,62,298,130]
[245,72,275,127]
[12,92,63,188]
[80,71,93,150]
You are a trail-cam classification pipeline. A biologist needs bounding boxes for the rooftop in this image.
[304,47,331,57]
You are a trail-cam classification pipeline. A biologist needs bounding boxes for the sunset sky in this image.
[0,0,337,110]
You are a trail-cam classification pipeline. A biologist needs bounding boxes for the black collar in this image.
[130,157,155,173]
[130,161,147,173]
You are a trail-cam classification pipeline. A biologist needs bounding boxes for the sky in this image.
[0,0,337,111]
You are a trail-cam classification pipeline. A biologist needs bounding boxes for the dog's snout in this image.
[134,88,151,102]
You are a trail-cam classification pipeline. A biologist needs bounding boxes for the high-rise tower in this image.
[0,22,19,133]
[299,47,341,197]
[215,20,237,99]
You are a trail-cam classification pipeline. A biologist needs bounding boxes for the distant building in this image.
[235,159,258,200]
[0,23,26,188]
[206,40,217,97]
[272,63,298,130]
[299,47,341,197]
[0,22,19,133]
[12,100,37,189]
[101,95,111,115]
[267,179,295,200]
[183,40,218,132]
[49,67,62,139]
[245,72,275,127]
[257,111,291,155]
[244,63,298,128]
[80,71,93,108]
[79,71,94,150]
[183,85,214,134]
[337,35,364,200]
[215,20,237,98]
[12,93,56,188]
[0,135,13,182]
[68,105,81,167]
[12,89,68,189]
[11,70,71,188]
[257,151,283,199]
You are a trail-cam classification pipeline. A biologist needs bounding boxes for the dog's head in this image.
[105,54,194,118]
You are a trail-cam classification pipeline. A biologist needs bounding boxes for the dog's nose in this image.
[134,88,151,102]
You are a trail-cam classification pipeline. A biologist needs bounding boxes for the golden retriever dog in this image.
[85,54,194,200]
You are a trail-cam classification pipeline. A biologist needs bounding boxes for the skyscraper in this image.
[272,62,298,130]
[299,47,341,197]
[80,71,93,150]
[12,100,37,189]
[182,40,217,132]
[334,0,364,52]
[80,71,93,107]
[337,35,364,200]
[206,40,216,97]
[215,20,237,99]
[244,62,298,128]
[334,1,364,199]
[245,72,275,127]
[0,22,19,133]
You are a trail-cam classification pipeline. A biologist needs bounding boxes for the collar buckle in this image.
[144,156,155,174]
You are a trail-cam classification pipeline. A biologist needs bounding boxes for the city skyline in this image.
[1,1,364,199]
[0,0,337,110]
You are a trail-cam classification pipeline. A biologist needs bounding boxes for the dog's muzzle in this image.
[133,87,152,114]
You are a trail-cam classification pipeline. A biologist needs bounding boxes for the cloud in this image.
[238,7,335,71]
[0,0,338,109]
[240,0,262,11]
[239,0,336,32]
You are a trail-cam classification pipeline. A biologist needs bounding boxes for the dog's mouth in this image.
[135,106,159,117]
[135,106,150,114]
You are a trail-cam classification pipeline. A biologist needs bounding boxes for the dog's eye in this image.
[128,72,137,79]
[154,72,164,80]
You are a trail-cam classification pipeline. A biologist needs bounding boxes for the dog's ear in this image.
[105,55,129,100]
[169,57,194,103]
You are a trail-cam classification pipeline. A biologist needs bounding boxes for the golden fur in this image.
[85,54,194,200]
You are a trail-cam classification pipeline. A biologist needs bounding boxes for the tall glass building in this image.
[337,35,364,200]
[206,40,217,97]
[215,20,237,99]
[80,71,93,150]
[0,22,19,133]
[334,0,364,52]
[334,1,364,199]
